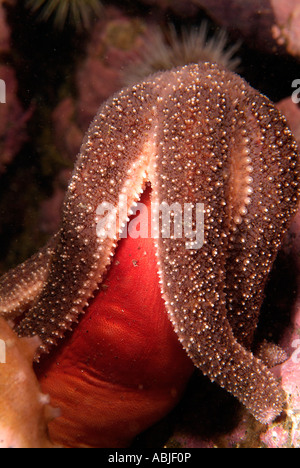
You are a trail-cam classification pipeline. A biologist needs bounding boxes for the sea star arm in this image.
[15,82,159,352]
[5,63,299,425]
[224,93,299,349]
[150,68,295,423]
[0,236,57,319]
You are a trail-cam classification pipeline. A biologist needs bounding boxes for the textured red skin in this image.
[36,188,194,448]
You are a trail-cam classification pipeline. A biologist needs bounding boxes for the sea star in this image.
[0,62,299,428]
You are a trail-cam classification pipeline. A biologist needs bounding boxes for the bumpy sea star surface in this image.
[0,63,299,426]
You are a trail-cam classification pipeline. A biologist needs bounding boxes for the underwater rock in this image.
[51,7,151,163]
[0,318,57,448]
[140,0,300,59]
[270,0,300,58]
[0,1,12,54]
[196,0,300,58]
[75,7,150,130]
[0,65,31,174]
[138,0,199,16]
[0,1,31,174]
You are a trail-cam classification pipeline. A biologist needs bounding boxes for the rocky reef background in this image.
[0,0,300,448]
